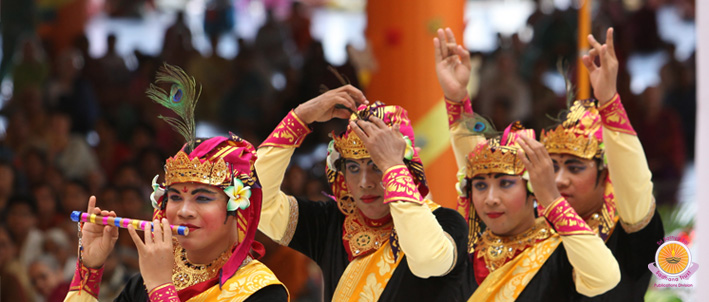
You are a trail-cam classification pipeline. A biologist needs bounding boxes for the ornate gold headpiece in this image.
[465,122,532,178]
[466,143,524,178]
[541,125,601,160]
[541,99,603,160]
[163,151,231,187]
[333,132,369,159]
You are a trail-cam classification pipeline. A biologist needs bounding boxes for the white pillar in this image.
[696,0,708,298]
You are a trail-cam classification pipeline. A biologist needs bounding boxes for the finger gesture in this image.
[127,218,174,291]
[581,27,618,106]
[349,116,405,172]
[80,196,119,268]
[434,27,471,103]
[516,135,561,207]
[294,84,367,124]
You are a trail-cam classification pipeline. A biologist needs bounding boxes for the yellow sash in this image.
[332,199,438,301]
[469,235,561,302]
[188,259,288,302]
[332,240,404,302]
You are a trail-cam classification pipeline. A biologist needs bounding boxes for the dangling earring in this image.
[468,205,481,254]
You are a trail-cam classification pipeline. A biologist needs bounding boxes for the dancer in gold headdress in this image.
[434,27,621,300]
[256,85,474,301]
[540,28,664,300]
[64,64,287,302]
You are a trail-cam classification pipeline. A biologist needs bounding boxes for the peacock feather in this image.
[146,63,202,151]
[547,59,576,124]
[460,112,498,139]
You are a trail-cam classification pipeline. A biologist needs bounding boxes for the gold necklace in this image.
[342,210,393,258]
[172,243,233,290]
[476,218,553,273]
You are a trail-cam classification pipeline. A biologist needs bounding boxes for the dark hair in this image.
[65,178,90,194]
[118,185,144,199]
[2,194,39,221]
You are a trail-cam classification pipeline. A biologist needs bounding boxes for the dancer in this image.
[435,27,621,300]
[64,64,287,301]
[540,27,664,299]
[256,87,473,301]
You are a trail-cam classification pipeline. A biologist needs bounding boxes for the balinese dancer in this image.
[255,86,473,301]
[434,27,621,300]
[540,28,664,300]
[64,64,288,301]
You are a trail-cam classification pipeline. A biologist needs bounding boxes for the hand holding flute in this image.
[79,196,119,268]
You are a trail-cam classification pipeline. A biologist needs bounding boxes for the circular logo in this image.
[655,241,691,276]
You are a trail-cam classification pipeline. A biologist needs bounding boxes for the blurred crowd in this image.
[0,0,695,301]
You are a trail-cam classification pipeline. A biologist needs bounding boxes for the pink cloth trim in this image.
[543,197,594,235]
[382,165,424,204]
[149,283,180,302]
[69,259,104,298]
[445,96,473,126]
[599,94,637,135]
[260,110,312,148]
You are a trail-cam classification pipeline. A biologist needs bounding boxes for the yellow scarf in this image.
[469,235,561,301]
[333,240,403,302]
[188,259,288,302]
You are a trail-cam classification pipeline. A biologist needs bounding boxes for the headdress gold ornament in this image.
[541,99,603,160]
[465,122,533,178]
[163,150,231,187]
[333,132,369,159]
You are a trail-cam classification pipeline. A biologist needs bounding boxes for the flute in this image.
[70,211,189,236]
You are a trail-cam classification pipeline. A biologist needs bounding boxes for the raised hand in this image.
[80,196,119,268]
[516,135,561,207]
[127,218,174,292]
[581,27,618,106]
[294,84,367,124]
[433,27,471,103]
[348,116,405,172]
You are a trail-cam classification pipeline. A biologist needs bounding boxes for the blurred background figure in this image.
[0,224,33,302]
[28,255,70,302]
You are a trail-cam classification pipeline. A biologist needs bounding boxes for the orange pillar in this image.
[577,0,592,99]
[366,1,465,209]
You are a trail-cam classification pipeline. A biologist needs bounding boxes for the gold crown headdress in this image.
[163,150,230,187]
[331,101,388,160]
[541,99,603,160]
[466,122,533,178]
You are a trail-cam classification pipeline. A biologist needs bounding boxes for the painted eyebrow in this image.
[472,174,510,180]
[166,187,217,195]
[343,159,359,165]
[563,158,584,165]
[191,188,217,195]
[344,159,376,165]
